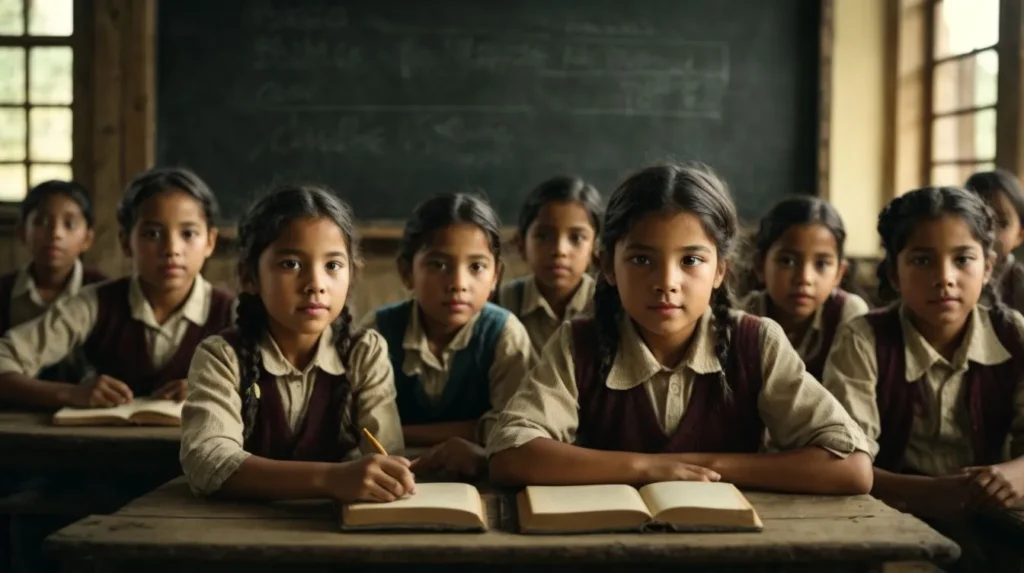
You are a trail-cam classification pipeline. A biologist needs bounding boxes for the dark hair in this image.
[595,162,737,398]
[21,180,94,227]
[876,186,1007,322]
[234,184,361,446]
[517,176,603,238]
[117,167,219,233]
[397,192,503,269]
[965,168,1024,227]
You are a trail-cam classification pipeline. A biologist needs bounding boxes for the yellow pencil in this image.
[362,427,388,456]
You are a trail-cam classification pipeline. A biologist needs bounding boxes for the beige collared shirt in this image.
[487,308,870,457]
[6,259,88,330]
[741,290,869,361]
[0,274,215,378]
[180,328,403,495]
[359,301,532,444]
[497,273,595,354]
[822,304,1024,477]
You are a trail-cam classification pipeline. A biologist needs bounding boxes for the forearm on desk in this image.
[489,438,648,485]
[0,372,73,408]
[403,420,477,446]
[216,456,333,500]
[674,448,873,495]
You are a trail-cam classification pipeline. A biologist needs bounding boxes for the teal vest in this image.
[374,301,509,425]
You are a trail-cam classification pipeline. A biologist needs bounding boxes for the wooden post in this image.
[997,0,1024,175]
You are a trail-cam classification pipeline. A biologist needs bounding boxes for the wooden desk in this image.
[47,478,959,573]
[0,411,180,472]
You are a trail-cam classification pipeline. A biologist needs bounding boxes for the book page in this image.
[525,484,650,516]
[343,483,484,529]
[52,403,135,424]
[132,398,184,419]
[639,481,752,515]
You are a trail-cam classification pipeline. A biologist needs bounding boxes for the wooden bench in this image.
[46,478,959,573]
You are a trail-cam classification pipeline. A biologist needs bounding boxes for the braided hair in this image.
[876,186,1008,324]
[235,184,361,445]
[596,162,738,399]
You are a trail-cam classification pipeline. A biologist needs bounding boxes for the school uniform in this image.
[742,289,869,381]
[487,308,870,457]
[497,273,595,354]
[0,275,234,395]
[995,254,1024,314]
[180,328,403,496]
[0,260,107,334]
[360,300,532,444]
[822,304,1024,477]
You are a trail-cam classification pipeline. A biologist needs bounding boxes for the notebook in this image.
[517,482,763,534]
[340,482,487,532]
[51,398,183,427]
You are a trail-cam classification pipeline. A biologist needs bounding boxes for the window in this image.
[927,0,1000,185]
[0,0,74,203]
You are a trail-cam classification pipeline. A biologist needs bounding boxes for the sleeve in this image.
[839,293,871,324]
[485,321,581,455]
[1007,309,1024,460]
[756,317,873,458]
[179,336,251,496]
[820,319,882,458]
[0,287,98,377]
[479,314,533,444]
[348,329,405,456]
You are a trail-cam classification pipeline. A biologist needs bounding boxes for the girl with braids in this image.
[498,176,602,354]
[823,187,1024,523]
[964,168,1024,313]
[488,162,872,494]
[740,196,869,381]
[0,167,233,408]
[180,185,413,502]
[360,192,532,480]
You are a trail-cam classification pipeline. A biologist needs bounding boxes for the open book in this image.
[341,483,487,532]
[52,398,183,427]
[517,482,762,534]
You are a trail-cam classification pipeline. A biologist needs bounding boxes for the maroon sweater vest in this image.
[0,266,107,335]
[571,314,765,453]
[801,290,849,382]
[867,307,1024,472]
[82,277,234,395]
[220,328,358,462]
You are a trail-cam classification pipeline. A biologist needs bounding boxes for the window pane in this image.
[931,162,995,187]
[934,0,999,59]
[29,107,71,161]
[28,0,72,36]
[933,50,997,114]
[931,109,997,162]
[29,47,71,104]
[29,163,70,186]
[0,108,26,161]
[0,0,24,35]
[0,48,25,104]
[0,164,26,201]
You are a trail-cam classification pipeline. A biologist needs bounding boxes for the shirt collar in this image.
[520,274,595,320]
[750,290,824,332]
[401,300,478,373]
[129,274,210,329]
[899,304,1011,381]
[12,259,84,303]
[606,307,721,390]
[259,329,345,377]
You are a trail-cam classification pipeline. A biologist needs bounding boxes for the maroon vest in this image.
[82,277,234,395]
[0,266,107,334]
[867,307,1024,472]
[221,328,358,462]
[571,314,765,453]
[802,290,849,381]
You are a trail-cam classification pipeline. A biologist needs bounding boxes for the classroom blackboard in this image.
[156,0,820,224]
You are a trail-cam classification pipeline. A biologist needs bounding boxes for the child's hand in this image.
[638,456,721,484]
[152,379,188,401]
[326,454,416,503]
[68,374,133,408]
[411,437,487,480]
[911,475,972,518]
[963,463,1024,510]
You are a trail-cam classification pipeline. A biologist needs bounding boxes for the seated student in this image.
[824,187,1024,571]
[0,167,234,408]
[488,163,873,494]
[181,185,412,501]
[498,176,602,354]
[361,193,532,480]
[0,180,107,382]
[964,168,1024,313]
[741,197,869,381]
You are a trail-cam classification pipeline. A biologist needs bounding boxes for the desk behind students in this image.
[47,477,959,573]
